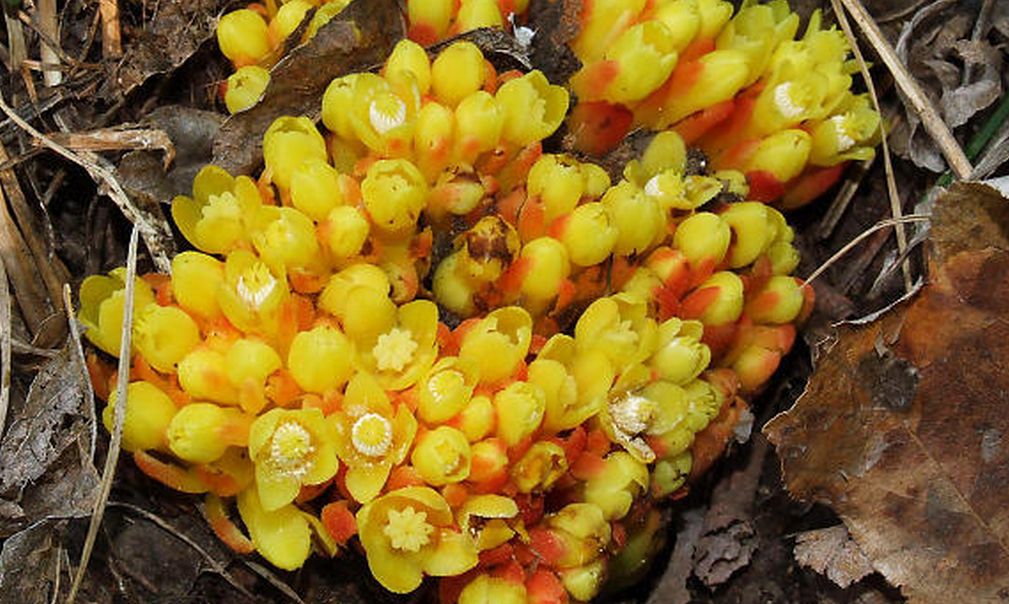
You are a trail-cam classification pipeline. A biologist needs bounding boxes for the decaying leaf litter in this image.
[0,0,1006,602]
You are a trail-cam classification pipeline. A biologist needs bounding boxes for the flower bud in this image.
[652,451,692,497]
[557,202,619,267]
[624,130,687,185]
[745,275,805,324]
[637,49,750,129]
[287,325,353,393]
[321,74,361,141]
[305,1,349,39]
[384,38,431,95]
[743,129,812,184]
[252,206,322,277]
[652,0,701,51]
[583,451,649,520]
[431,42,486,107]
[167,402,250,463]
[681,271,744,326]
[459,307,533,384]
[650,318,710,384]
[457,395,495,442]
[456,0,504,31]
[454,91,503,165]
[720,201,775,268]
[134,305,201,373]
[225,66,270,114]
[226,338,282,392]
[496,71,569,147]
[321,205,370,262]
[601,180,664,256]
[572,0,647,62]
[672,212,730,270]
[411,426,472,485]
[407,0,452,45]
[171,251,224,320]
[361,159,428,235]
[574,21,678,104]
[459,574,527,604]
[289,159,344,221]
[263,116,328,190]
[469,437,507,482]
[103,381,177,452]
[518,237,570,302]
[217,10,270,67]
[413,101,455,180]
[527,154,585,223]
[179,347,239,405]
[318,263,390,318]
[494,381,546,446]
[269,0,312,45]
[78,268,157,357]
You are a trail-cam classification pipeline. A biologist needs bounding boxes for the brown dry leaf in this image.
[99,0,232,101]
[0,520,67,604]
[766,182,1009,603]
[0,342,98,537]
[212,0,404,175]
[527,0,583,86]
[794,525,875,589]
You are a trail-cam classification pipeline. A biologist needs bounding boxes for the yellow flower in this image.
[236,486,336,571]
[528,333,612,434]
[224,65,270,114]
[809,94,881,166]
[714,0,800,87]
[457,494,518,550]
[133,304,202,373]
[354,299,439,390]
[511,441,568,493]
[574,294,658,372]
[416,356,478,425]
[217,250,290,338]
[598,363,661,462]
[582,451,649,520]
[170,252,225,320]
[102,380,178,452]
[571,21,678,104]
[649,317,710,385]
[458,306,533,384]
[262,116,328,190]
[171,165,262,254]
[332,372,417,503]
[248,407,340,511]
[496,70,569,147]
[357,486,479,593]
[411,426,472,485]
[78,267,156,357]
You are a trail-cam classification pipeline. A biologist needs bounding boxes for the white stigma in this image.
[773,83,805,120]
[369,97,407,135]
[831,115,856,152]
[372,327,418,372]
[236,264,277,309]
[351,413,394,458]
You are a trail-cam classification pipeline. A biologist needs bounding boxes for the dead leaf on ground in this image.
[794,525,875,589]
[526,0,582,86]
[99,0,233,101]
[0,341,98,537]
[766,182,1009,603]
[0,520,66,604]
[887,4,1007,172]
[212,0,404,175]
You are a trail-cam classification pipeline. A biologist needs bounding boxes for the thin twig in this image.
[835,0,972,180]
[0,253,10,440]
[0,89,173,271]
[38,0,62,87]
[106,502,259,601]
[831,0,913,293]
[99,0,123,58]
[804,215,933,286]
[66,226,138,604]
[63,284,97,461]
[243,560,308,604]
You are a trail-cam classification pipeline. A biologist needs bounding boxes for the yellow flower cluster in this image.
[216,0,352,113]
[79,37,816,604]
[567,0,882,208]
[406,0,530,46]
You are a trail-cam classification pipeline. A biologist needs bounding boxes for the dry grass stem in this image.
[836,0,972,179]
[99,0,122,58]
[37,0,62,87]
[41,128,176,170]
[0,254,10,440]
[63,284,97,460]
[66,225,138,604]
[805,214,933,286]
[831,0,913,293]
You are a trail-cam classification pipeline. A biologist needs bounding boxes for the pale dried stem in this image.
[40,128,176,170]
[0,254,10,440]
[831,0,913,293]
[37,0,62,86]
[99,0,122,58]
[63,284,97,460]
[3,13,26,73]
[835,0,972,179]
[804,214,933,286]
[66,226,138,604]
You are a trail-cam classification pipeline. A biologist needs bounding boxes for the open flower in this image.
[248,407,340,511]
[236,486,337,571]
[528,333,613,434]
[353,299,439,390]
[574,294,658,372]
[332,372,418,503]
[582,451,649,520]
[78,267,156,357]
[171,165,263,254]
[458,306,533,384]
[648,317,711,385]
[457,494,518,550]
[357,486,479,593]
[217,250,290,338]
[496,70,569,147]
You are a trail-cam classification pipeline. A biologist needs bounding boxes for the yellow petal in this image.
[237,488,312,571]
[345,460,392,504]
[424,530,479,576]
[255,462,302,512]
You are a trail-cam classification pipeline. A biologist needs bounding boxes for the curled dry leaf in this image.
[0,343,98,537]
[212,0,405,175]
[0,520,67,604]
[99,0,233,101]
[794,525,874,589]
[766,182,1009,603]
